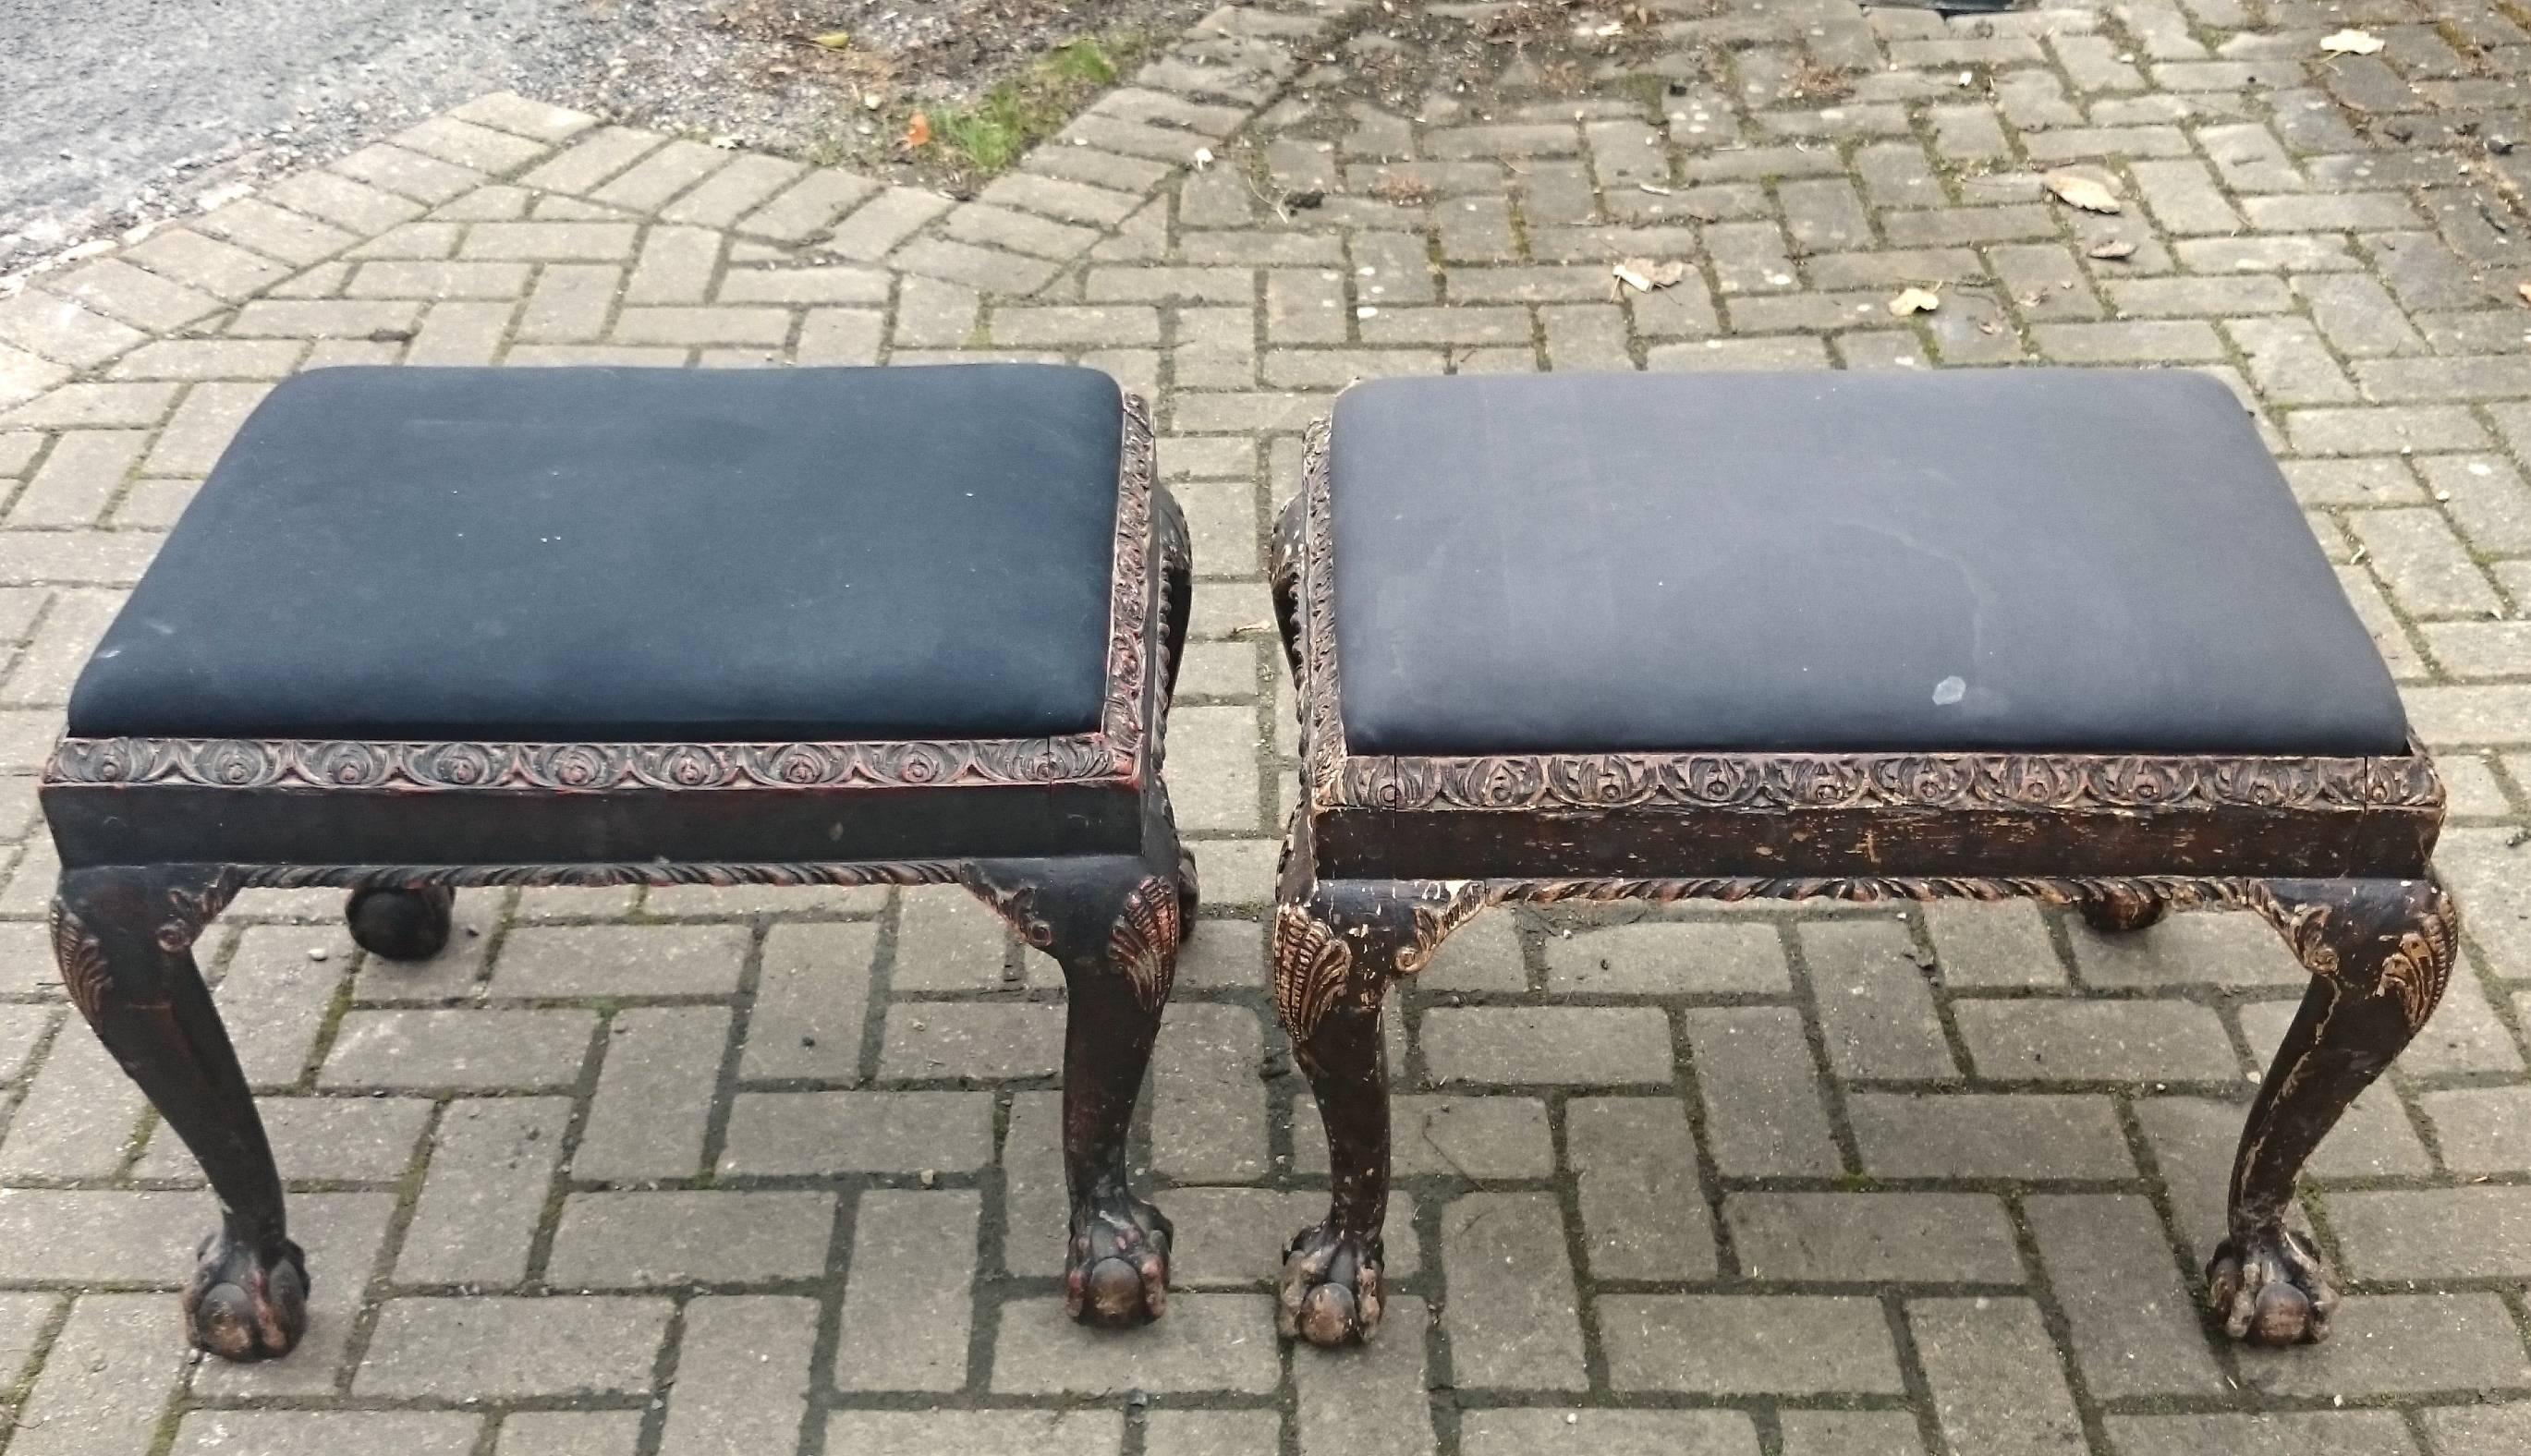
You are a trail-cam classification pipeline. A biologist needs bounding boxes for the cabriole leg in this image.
[970,798,1185,1327]
[54,866,307,1360]
[2210,877,2457,1344]
[1271,859,1493,1348]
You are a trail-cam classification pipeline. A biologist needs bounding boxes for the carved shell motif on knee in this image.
[1273,904,1353,1045]
[1108,874,1182,1014]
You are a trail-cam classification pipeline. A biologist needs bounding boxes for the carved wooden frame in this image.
[38,392,1195,1361]
[44,397,1170,875]
[1267,411,2455,1355]
[1281,419,2441,883]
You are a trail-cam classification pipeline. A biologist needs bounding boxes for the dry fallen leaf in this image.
[2319,28,2385,55]
[1612,257,1687,292]
[1888,286,1941,316]
[2087,238,2138,261]
[2516,281,2531,307]
[904,112,932,149]
[2042,170,2122,214]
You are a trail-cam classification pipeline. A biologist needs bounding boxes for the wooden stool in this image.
[1266,370,2450,1352]
[43,363,1193,1358]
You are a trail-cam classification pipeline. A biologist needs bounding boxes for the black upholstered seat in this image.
[70,363,1127,743]
[1329,370,2409,758]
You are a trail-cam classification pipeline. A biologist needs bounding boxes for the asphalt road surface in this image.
[2,0,595,267]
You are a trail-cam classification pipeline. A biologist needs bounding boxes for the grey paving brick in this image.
[518,126,663,195]
[1910,1297,2087,1456]
[879,1001,1062,1080]
[2244,1292,2531,1397]
[461,221,639,261]
[591,140,732,213]
[44,258,225,331]
[1684,1006,1843,1176]
[827,1412,1122,1456]
[1441,1192,1588,1389]
[1727,1193,2023,1283]
[145,379,271,473]
[396,1096,570,1286]
[2072,909,2307,988]
[334,142,491,204]
[621,224,723,305]
[2333,1186,2531,1280]
[0,1029,147,1178]
[2347,507,2504,618]
[2104,1412,2418,1456]
[1778,1412,1929,1456]
[1295,1293,1436,1456]
[493,922,748,998]
[574,1005,729,1182]
[1296,1095,1553,1178]
[1565,1097,1714,1280]
[126,227,294,299]
[450,91,597,142]
[1926,902,2064,989]
[815,185,947,257]
[7,430,141,527]
[0,291,146,372]
[1421,1006,1674,1086]
[1546,919,1787,994]
[358,1297,673,1397]
[547,1191,834,1286]
[2425,1408,2531,1456]
[2420,1085,2531,1172]
[2027,1194,2224,1398]
[658,1296,817,1456]
[496,1412,645,1456]
[1955,1000,2240,1083]
[517,262,622,341]
[1148,1411,1284,1456]
[834,1189,977,1391]
[1462,1410,1758,1456]
[1851,1093,2135,1178]
[1153,1001,1267,1182]
[11,1294,187,1456]
[175,1412,482,1456]
[994,1293,1279,1394]
[737,920,873,1080]
[137,1094,431,1183]
[320,1007,596,1089]
[660,152,807,230]
[1600,1294,1904,1394]
[1803,918,1957,1080]
[719,1090,993,1174]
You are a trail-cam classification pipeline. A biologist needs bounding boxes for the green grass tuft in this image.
[924,34,1150,179]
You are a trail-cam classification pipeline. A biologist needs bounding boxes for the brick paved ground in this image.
[1,0,2530,1451]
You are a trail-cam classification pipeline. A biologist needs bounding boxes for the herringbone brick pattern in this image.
[0,1,2527,1451]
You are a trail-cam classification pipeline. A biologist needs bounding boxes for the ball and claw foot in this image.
[1175,844,1200,932]
[2208,1226,2336,1346]
[346,886,454,962]
[1278,1224,1383,1347]
[1066,1192,1171,1328]
[2078,892,2169,935]
[183,1230,309,1361]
